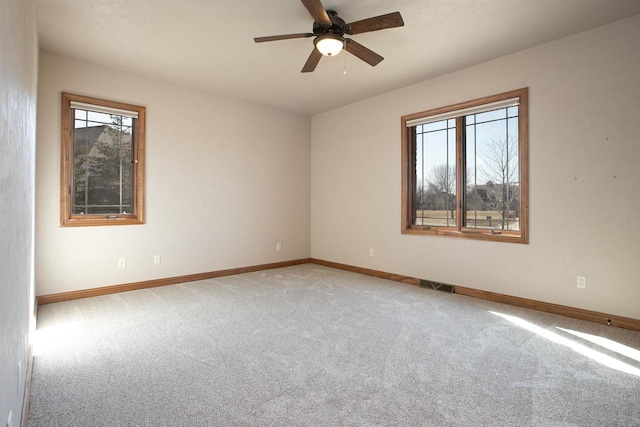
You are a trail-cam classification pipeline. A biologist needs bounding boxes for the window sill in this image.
[61,215,144,227]
[402,226,527,244]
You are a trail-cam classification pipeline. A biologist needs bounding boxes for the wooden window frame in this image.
[60,92,146,227]
[401,88,529,243]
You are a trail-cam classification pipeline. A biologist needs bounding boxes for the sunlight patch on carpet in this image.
[33,321,81,356]
[490,311,640,377]
[557,327,640,363]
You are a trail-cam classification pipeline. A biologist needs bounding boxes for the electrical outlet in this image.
[153,255,161,265]
[276,243,281,251]
[577,275,587,289]
[369,248,374,257]
[118,258,126,269]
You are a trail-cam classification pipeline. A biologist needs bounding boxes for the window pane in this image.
[423,120,448,132]
[465,109,519,231]
[413,119,457,228]
[475,108,506,123]
[87,110,112,124]
[71,112,134,215]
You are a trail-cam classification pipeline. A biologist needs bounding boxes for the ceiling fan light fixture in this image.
[314,33,344,56]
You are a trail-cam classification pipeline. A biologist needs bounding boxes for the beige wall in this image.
[0,0,38,424]
[36,51,311,295]
[311,15,640,319]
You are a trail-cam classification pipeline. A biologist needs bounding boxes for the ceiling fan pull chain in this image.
[343,40,347,75]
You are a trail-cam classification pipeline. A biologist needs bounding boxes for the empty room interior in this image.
[2,0,640,425]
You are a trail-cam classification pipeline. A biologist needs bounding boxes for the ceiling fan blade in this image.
[345,39,384,66]
[254,33,314,43]
[347,11,404,35]
[301,48,323,73]
[300,0,331,25]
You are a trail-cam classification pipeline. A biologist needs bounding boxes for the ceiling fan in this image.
[254,0,404,73]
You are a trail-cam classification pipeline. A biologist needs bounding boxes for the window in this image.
[401,88,528,243]
[61,92,146,226]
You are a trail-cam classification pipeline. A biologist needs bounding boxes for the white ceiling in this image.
[36,0,640,115]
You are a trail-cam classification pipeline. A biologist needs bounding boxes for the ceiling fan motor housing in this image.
[313,10,350,36]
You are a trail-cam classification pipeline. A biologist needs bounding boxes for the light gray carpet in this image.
[28,264,640,426]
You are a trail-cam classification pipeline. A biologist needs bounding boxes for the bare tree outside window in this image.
[477,138,519,230]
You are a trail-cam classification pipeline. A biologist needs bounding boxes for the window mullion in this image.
[455,116,464,231]
[410,129,417,226]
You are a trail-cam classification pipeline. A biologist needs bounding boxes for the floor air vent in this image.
[419,279,454,293]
